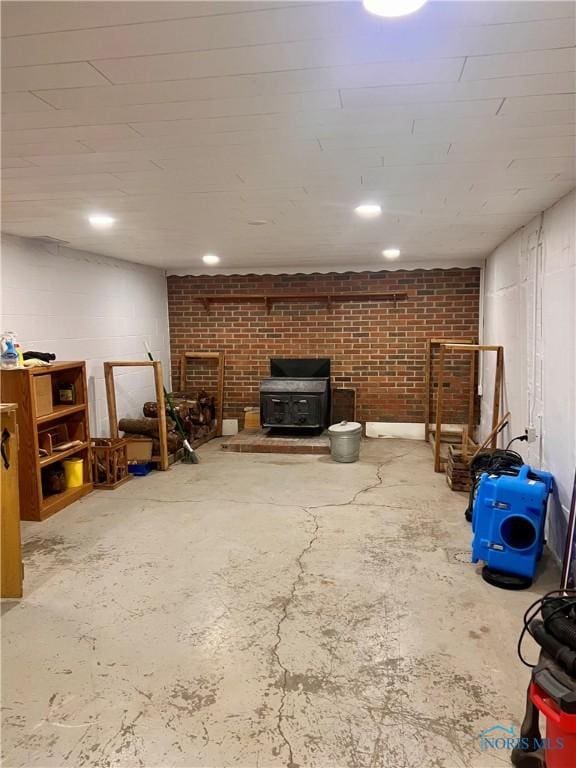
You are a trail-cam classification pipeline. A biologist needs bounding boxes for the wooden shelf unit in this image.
[37,403,87,424]
[2,362,93,521]
[39,440,91,468]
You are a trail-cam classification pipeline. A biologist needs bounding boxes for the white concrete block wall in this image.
[0,234,170,437]
[481,190,576,561]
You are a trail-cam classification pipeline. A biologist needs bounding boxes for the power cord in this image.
[506,434,529,451]
[517,589,576,668]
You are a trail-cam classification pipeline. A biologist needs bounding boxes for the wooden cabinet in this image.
[1,404,23,597]
[2,362,93,521]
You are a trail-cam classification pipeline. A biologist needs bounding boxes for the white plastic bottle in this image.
[0,331,19,369]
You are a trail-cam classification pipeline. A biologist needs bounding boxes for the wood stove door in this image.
[290,395,321,427]
[262,396,289,426]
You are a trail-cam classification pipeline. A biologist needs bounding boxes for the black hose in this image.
[517,589,576,669]
[542,598,576,651]
[530,619,576,675]
[465,449,524,520]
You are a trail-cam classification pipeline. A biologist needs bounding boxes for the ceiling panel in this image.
[2,141,97,158]
[341,72,576,108]
[1,2,280,37]
[1,90,341,132]
[424,1,574,26]
[2,124,142,147]
[1,91,55,113]
[1,61,110,92]
[35,58,465,111]
[499,93,576,114]
[1,4,376,67]
[87,20,574,84]
[1,0,575,271]
[462,48,576,80]
[89,42,346,85]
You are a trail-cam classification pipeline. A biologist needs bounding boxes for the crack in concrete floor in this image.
[272,506,319,768]
[270,459,394,768]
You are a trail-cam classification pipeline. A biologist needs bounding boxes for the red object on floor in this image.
[530,682,576,768]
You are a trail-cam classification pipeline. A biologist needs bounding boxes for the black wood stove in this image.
[260,358,330,430]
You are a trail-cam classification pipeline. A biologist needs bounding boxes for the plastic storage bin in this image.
[128,462,153,476]
[63,458,83,488]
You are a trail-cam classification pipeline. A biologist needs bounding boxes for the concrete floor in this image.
[2,438,557,768]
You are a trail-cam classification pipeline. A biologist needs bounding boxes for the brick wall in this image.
[168,269,480,424]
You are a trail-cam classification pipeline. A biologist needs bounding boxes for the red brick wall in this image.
[167,269,480,424]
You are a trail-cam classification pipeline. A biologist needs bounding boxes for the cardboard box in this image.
[33,375,53,417]
[126,438,153,462]
[244,407,260,431]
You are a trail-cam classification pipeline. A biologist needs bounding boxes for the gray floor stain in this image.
[2,438,556,768]
[22,535,77,566]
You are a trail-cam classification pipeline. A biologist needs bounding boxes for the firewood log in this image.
[118,417,175,437]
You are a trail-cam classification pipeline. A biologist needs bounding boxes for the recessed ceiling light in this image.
[202,254,220,265]
[88,213,116,229]
[354,204,382,219]
[363,0,427,18]
[248,219,269,226]
[382,248,401,259]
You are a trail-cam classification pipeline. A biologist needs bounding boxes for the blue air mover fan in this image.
[471,464,553,588]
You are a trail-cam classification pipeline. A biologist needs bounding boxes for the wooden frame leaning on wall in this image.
[179,351,225,438]
[104,361,169,471]
[424,340,504,473]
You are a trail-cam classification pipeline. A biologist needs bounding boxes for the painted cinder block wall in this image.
[0,234,171,436]
[168,268,481,425]
[481,190,576,563]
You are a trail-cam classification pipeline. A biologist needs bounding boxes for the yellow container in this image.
[63,458,83,488]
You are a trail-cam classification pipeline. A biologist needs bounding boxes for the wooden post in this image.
[461,425,470,461]
[434,344,446,472]
[179,354,187,392]
[491,346,504,449]
[467,349,477,442]
[424,339,432,443]
[104,362,119,439]
[216,352,225,437]
[153,361,169,471]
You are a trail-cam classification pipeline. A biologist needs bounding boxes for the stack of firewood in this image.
[446,445,472,492]
[119,390,216,456]
[144,390,215,442]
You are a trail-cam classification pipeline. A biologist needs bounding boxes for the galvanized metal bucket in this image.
[328,421,362,463]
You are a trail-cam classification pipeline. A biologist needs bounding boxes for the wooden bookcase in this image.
[2,362,93,521]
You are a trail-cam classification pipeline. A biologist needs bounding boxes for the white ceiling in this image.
[1,0,575,273]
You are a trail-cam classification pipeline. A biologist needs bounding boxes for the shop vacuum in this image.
[513,590,576,768]
[470,461,553,589]
[512,472,576,768]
